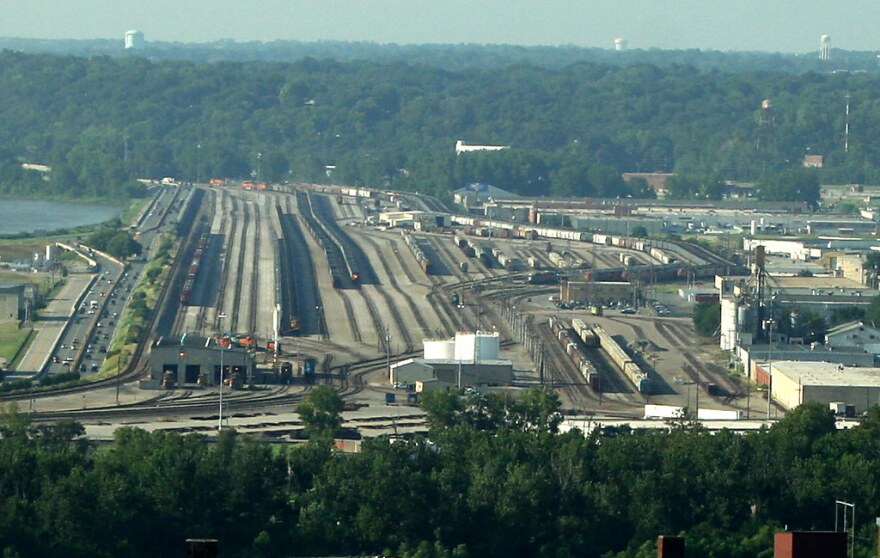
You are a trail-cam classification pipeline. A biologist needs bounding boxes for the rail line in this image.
[429,235,471,282]
[245,199,261,335]
[360,234,428,344]
[357,286,393,354]
[213,192,237,332]
[229,196,250,333]
[337,289,362,343]
[653,320,744,400]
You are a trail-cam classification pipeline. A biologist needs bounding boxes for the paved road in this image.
[13,273,96,376]
[11,186,179,380]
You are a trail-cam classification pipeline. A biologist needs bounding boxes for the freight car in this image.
[179,231,208,305]
[593,325,651,393]
[548,317,601,391]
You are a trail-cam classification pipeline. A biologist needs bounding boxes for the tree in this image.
[692,301,720,337]
[865,295,880,327]
[757,168,821,209]
[296,386,343,440]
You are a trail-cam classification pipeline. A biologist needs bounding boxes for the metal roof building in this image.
[755,360,880,414]
[146,333,254,388]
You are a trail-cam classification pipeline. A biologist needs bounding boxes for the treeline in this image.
[4,38,880,74]
[2,394,880,558]
[0,51,878,202]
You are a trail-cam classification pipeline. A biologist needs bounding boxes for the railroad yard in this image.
[165,184,748,420]
[2,183,754,439]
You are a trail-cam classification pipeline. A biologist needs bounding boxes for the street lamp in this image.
[217,312,226,431]
[218,344,226,431]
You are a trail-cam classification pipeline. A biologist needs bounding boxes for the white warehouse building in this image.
[755,360,880,415]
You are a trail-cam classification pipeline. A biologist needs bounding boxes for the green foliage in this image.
[296,386,344,440]
[865,295,880,327]
[37,371,80,387]
[756,169,821,209]
[829,306,865,327]
[4,398,880,557]
[0,50,877,201]
[85,226,142,259]
[692,301,721,337]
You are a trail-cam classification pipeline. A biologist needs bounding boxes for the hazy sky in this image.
[1,0,878,53]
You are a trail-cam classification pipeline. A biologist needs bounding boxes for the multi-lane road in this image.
[13,185,185,380]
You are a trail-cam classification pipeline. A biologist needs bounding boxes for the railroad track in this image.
[653,320,744,400]
[360,234,429,343]
[535,321,595,406]
[337,289,362,343]
[246,198,261,335]
[213,192,236,332]
[357,286,393,353]
[229,197,250,333]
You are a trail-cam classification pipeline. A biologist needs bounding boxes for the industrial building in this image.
[389,331,514,389]
[377,210,449,230]
[717,272,874,352]
[740,343,874,380]
[0,282,26,323]
[824,321,880,351]
[560,281,633,305]
[755,360,880,414]
[145,334,255,388]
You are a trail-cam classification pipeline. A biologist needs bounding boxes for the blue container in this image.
[385,393,396,404]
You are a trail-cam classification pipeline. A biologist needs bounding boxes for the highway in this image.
[13,186,183,381]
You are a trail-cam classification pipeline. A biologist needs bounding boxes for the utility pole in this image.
[766,319,774,420]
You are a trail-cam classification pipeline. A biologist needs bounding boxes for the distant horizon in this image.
[1,34,875,58]
[0,1,878,54]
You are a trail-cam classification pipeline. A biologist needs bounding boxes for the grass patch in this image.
[119,196,154,226]
[0,322,34,366]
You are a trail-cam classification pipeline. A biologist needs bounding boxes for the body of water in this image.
[0,199,123,235]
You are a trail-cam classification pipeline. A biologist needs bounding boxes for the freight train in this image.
[401,231,432,274]
[592,325,651,393]
[548,316,601,391]
[179,232,208,305]
[298,190,362,287]
[449,215,743,282]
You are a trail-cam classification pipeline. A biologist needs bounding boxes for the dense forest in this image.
[2,392,879,558]
[0,50,878,204]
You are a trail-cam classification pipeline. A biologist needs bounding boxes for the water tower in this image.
[820,34,831,61]
[614,37,628,51]
[124,29,145,50]
[757,98,775,152]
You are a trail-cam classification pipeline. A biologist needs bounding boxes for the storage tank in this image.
[45,244,56,262]
[423,339,456,360]
[454,331,500,361]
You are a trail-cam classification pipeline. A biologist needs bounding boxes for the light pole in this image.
[217,312,226,432]
[218,345,225,431]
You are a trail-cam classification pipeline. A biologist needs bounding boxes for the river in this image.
[0,199,123,235]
